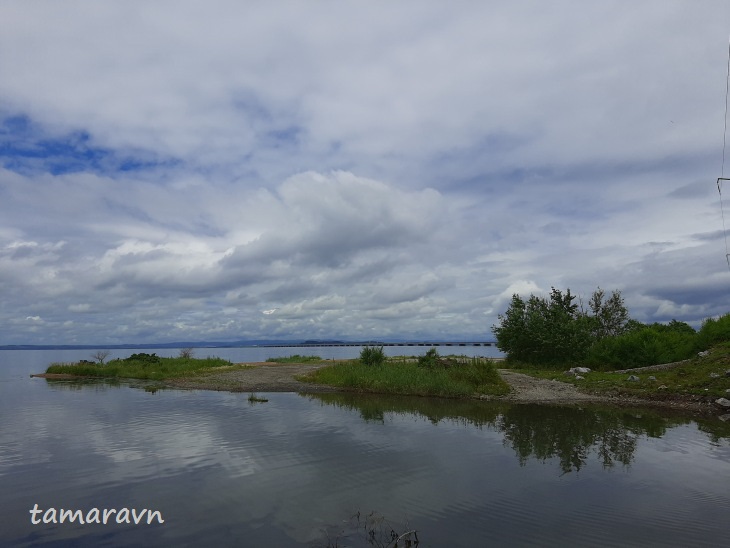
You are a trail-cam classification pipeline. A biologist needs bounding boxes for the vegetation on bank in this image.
[299,347,510,398]
[45,353,237,381]
[492,286,730,370]
[523,341,730,400]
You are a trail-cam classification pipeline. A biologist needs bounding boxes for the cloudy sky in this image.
[2,1,730,345]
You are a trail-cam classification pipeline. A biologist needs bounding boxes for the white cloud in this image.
[1,1,730,343]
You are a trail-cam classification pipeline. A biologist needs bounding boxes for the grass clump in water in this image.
[300,354,509,398]
[46,354,234,381]
[247,393,269,403]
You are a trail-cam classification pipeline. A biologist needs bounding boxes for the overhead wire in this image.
[719,36,730,271]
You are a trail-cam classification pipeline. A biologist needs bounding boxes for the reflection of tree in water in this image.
[498,405,679,473]
[307,392,505,427]
[695,416,730,444]
[307,393,716,473]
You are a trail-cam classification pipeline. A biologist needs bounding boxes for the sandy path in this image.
[164,362,339,393]
[167,363,615,403]
[497,369,613,404]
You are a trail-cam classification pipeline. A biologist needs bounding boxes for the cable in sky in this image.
[719,36,730,271]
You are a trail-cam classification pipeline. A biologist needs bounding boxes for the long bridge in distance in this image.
[257,341,497,348]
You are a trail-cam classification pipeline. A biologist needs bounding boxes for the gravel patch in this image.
[164,362,339,393]
[497,370,615,404]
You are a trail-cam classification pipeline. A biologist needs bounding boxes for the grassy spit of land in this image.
[43,353,251,381]
[40,352,510,399]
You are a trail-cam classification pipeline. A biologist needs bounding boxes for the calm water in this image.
[1,348,729,547]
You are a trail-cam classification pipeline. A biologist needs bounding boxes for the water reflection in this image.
[308,392,728,474]
[43,377,165,393]
[4,380,730,547]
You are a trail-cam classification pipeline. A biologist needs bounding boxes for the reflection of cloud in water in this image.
[5,384,730,546]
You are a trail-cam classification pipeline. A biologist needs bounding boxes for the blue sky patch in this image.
[0,113,178,176]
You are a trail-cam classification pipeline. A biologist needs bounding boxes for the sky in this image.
[2,1,730,345]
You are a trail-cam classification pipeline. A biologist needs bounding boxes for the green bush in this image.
[696,313,730,350]
[124,353,162,366]
[359,346,386,367]
[585,324,696,369]
[418,348,441,368]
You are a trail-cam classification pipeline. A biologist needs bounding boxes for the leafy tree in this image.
[492,287,591,366]
[588,287,629,339]
[493,286,630,367]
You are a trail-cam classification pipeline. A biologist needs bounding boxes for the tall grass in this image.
[45,356,233,381]
[300,358,509,398]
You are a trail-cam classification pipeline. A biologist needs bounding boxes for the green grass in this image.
[265,354,325,363]
[247,393,269,403]
[516,342,730,400]
[298,357,510,398]
[45,356,237,381]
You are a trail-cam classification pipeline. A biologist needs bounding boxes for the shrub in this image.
[359,345,386,367]
[179,347,195,358]
[91,350,111,365]
[418,348,441,368]
[696,313,730,350]
[585,325,696,369]
[124,353,161,365]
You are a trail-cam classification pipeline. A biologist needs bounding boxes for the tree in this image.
[588,287,629,339]
[492,286,629,366]
[91,350,110,365]
[492,287,591,366]
[179,347,195,358]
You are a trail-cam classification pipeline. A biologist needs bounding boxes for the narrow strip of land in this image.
[164,362,339,393]
[34,361,722,415]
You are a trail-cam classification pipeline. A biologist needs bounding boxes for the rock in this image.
[564,370,576,377]
[726,389,730,395]
[565,367,591,376]
[715,398,730,408]
[725,370,730,378]
[719,414,730,422]
[627,375,640,382]
[698,350,710,357]
[575,375,584,380]
[648,376,656,381]
[658,385,668,390]
[710,373,720,379]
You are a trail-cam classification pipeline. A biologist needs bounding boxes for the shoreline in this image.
[31,362,728,417]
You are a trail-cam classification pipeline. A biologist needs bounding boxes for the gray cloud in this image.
[1,1,730,343]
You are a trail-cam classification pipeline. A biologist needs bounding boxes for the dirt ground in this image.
[164,362,340,393]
